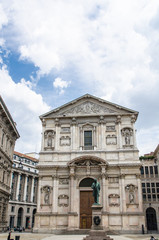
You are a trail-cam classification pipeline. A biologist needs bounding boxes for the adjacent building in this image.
[0,96,20,232]
[34,94,144,234]
[140,144,159,232]
[8,151,38,230]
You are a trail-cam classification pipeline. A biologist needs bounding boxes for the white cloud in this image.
[0,64,50,153]
[137,126,159,156]
[53,77,71,94]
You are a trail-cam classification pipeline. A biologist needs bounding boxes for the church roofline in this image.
[39,93,138,119]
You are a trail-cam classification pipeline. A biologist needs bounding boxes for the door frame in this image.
[79,188,93,229]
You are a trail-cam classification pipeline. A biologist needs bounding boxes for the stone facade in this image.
[8,151,38,230]
[140,144,159,232]
[0,96,19,232]
[34,94,144,234]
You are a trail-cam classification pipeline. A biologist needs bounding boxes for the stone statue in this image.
[91,179,100,204]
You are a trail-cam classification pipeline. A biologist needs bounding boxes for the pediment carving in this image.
[68,155,108,167]
[59,101,116,116]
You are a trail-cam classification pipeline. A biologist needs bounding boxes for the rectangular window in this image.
[154,166,158,175]
[145,166,149,175]
[150,166,153,175]
[143,194,146,200]
[142,183,145,187]
[146,183,150,187]
[11,206,15,212]
[151,183,155,187]
[148,194,151,200]
[140,167,144,175]
[27,208,30,213]
[84,131,92,147]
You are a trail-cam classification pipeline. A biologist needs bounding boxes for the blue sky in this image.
[0,0,159,155]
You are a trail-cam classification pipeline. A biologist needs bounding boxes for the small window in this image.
[154,166,158,175]
[148,194,151,200]
[11,206,15,212]
[146,183,150,187]
[150,166,153,175]
[84,131,92,147]
[27,208,30,213]
[145,166,149,175]
[140,167,144,175]
[142,183,145,187]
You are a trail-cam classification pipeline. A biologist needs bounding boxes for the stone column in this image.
[52,175,58,213]
[55,119,60,151]
[101,167,106,211]
[37,177,42,212]
[10,172,13,188]
[30,177,35,202]
[16,173,21,201]
[93,126,97,150]
[121,174,126,212]
[23,175,28,202]
[117,116,122,149]
[131,115,137,148]
[79,127,83,150]
[137,175,143,212]
[71,118,76,150]
[69,173,75,212]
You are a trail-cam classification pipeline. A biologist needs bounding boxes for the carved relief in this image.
[58,194,69,207]
[59,101,116,116]
[125,184,138,205]
[44,130,55,150]
[121,128,133,146]
[41,186,52,205]
[61,127,70,132]
[106,126,115,132]
[108,177,119,183]
[59,178,69,185]
[106,135,117,145]
[73,160,101,166]
[109,194,120,206]
[60,136,71,146]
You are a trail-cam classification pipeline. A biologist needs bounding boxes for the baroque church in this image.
[34,94,144,233]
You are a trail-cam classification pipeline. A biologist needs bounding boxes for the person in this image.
[150,236,156,240]
[7,231,11,240]
[91,179,100,204]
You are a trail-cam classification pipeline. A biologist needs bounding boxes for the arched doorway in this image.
[17,207,23,227]
[32,209,36,228]
[146,207,157,231]
[79,177,94,229]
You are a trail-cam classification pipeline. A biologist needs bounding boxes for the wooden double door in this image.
[80,191,94,229]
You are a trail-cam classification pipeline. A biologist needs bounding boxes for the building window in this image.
[154,166,158,175]
[140,167,144,175]
[11,206,15,212]
[145,166,149,175]
[84,131,92,149]
[27,208,30,213]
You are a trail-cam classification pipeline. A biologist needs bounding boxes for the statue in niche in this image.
[129,192,134,203]
[125,134,130,145]
[44,193,50,204]
[47,134,52,147]
[91,179,100,205]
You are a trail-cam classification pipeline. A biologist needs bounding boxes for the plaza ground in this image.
[0,232,159,240]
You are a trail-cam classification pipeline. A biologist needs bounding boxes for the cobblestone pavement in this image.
[0,233,159,240]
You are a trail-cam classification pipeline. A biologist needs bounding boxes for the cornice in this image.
[39,149,139,155]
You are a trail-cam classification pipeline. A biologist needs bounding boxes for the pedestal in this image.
[83,204,113,240]
[91,204,103,230]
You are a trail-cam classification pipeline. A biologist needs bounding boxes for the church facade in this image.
[34,94,144,233]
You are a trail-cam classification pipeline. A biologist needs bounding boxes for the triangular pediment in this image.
[40,94,138,119]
